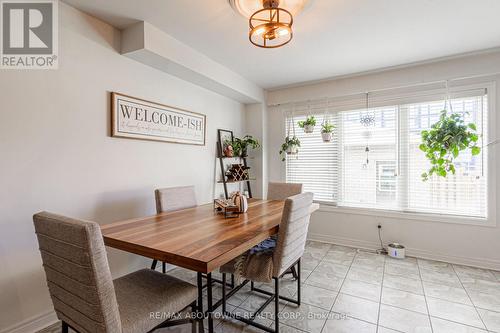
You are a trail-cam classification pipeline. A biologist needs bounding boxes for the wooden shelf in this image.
[217,179,256,184]
[218,156,254,160]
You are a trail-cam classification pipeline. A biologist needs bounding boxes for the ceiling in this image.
[62,0,500,89]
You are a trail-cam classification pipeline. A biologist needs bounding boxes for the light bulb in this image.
[278,28,289,36]
[254,27,266,35]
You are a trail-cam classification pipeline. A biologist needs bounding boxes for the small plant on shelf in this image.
[298,116,316,133]
[279,136,301,161]
[419,110,480,181]
[231,135,261,157]
[321,121,335,142]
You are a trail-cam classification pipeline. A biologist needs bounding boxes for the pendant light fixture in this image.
[249,0,293,48]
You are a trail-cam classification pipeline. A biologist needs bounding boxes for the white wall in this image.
[0,3,245,332]
[266,50,500,270]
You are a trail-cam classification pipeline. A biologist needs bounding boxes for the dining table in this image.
[100,198,319,333]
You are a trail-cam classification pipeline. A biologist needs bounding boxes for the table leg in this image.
[206,272,214,333]
[197,272,205,333]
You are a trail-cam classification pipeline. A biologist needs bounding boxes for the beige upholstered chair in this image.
[33,212,200,333]
[152,186,198,272]
[220,192,314,333]
[155,185,197,213]
[267,182,303,200]
[267,181,303,279]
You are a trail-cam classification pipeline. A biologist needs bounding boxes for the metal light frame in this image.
[249,1,293,48]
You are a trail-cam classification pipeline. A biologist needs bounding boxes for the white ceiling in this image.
[62,0,500,89]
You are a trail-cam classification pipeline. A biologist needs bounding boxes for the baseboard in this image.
[308,233,500,271]
[0,310,57,333]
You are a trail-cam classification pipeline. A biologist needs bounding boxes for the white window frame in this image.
[281,81,497,227]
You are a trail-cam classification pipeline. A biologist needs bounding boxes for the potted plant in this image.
[232,135,260,157]
[229,135,261,157]
[321,122,335,142]
[279,136,301,161]
[298,116,316,133]
[419,110,480,181]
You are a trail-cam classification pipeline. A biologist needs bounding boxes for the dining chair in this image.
[220,192,314,333]
[267,181,303,279]
[151,185,197,273]
[267,182,303,200]
[33,212,201,333]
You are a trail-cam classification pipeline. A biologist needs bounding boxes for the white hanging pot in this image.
[322,132,332,142]
[304,124,314,133]
[286,145,299,155]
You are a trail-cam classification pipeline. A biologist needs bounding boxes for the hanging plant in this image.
[419,110,480,181]
[279,136,301,162]
[298,116,316,133]
[321,122,335,142]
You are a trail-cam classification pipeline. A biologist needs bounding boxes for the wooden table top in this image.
[101,199,293,273]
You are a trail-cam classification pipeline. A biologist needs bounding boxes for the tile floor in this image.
[39,241,500,333]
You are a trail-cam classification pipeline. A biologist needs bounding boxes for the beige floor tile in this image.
[346,266,384,286]
[431,317,487,333]
[305,270,344,291]
[279,303,329,333]
[340,278,381,302]
[332,293,380,324]
[381,287,427,314]
[299,284,338,310]
[383,273,423,295]
[419,268,462,287]
[468,289,500,312]
[384,263,421,280]
[453,265,497,282]
[477,308,500,332]
[426,297,485,329]
[422,281,472,305]
[379,304,432,333]
[314,261,350,278]
[322,316,377,333]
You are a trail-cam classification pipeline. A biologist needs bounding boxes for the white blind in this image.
[286,114,339,203]
[284,91,488,219]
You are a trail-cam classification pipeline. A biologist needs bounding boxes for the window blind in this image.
[284,90,489,219]
[286,114,339,203]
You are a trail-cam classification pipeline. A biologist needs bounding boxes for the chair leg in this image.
[222,273,227,313]
[297,258,301,306]
[62,321,69,333]
[274,277,280,333]
[150,259,158,270]
[290,266,298,280]
[162,262,166,273]
[190,302,197,333]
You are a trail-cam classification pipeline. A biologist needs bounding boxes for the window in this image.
[285,89,490,220]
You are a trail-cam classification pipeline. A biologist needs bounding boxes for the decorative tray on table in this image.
[213,199,240,218]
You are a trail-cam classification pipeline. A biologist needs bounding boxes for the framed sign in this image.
[111,92,206,145]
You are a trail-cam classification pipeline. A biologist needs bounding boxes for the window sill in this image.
[316,202,496,227]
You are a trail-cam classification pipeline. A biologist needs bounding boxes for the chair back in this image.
[33,212,121,333]
[155,186,197,213]
[267,182,303,200]
[272,192,314,277]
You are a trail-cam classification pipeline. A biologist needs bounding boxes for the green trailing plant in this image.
[227,135,260,157]
[279,136,301,162]
[321,122,335,133]
[419,110,480,181]
[298,116,316,128]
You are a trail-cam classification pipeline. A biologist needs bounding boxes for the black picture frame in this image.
[217,129,234,157]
